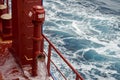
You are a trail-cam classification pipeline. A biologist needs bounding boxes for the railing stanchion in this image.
[47,44,52,76]
[43,34,84,80]
[76,75,79,80]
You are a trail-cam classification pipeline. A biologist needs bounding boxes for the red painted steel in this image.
[46,52,67,80]
[0,0,84,79]
[0,4,7,20]
[1,14,11,34]
[11,0,42,65]
[47,44,52,76]
[2,0,9,13]
[6,0,9,13]
[32,5,45,76]
[1,13,12,40]
[0,72,3,80]
[0,0,3,4]
[43,34,84,80]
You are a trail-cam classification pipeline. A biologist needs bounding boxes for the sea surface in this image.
[43,0,120,80]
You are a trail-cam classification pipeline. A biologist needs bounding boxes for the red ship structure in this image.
[0,0,83,80]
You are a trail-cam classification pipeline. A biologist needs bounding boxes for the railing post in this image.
[47,44,52,76]
[76,75,79,80]
[32,5,45,76]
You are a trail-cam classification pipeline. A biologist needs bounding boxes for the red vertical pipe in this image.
[32,21,41,76]
[0,0,3,4]
[76,75,79,80]
[47,44,52,76]
[1,13,12,40]
[6,0,9,13]
[32,5,45,76]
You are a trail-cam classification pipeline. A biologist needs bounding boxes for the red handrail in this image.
[45,47,67,80]
[43,34,84,80]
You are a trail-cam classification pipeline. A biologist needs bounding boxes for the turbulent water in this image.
[43,0,120,80]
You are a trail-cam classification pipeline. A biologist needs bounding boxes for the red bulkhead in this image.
[0,0,3,4]
[11,0,42,65]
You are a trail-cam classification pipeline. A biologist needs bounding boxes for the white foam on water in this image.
[44,0,120,80]
[96,0,120,11]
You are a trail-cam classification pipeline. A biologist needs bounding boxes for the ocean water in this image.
[43,0,120,80]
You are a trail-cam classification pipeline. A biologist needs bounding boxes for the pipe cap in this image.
[1,13,12,20]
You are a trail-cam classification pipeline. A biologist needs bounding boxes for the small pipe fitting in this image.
[32,5,45,22]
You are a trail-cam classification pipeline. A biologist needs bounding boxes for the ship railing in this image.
[42,34,83,80]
